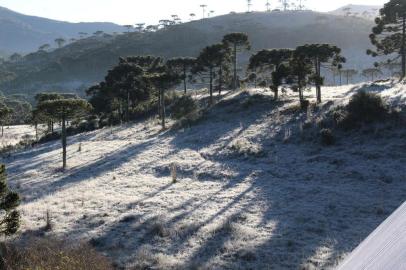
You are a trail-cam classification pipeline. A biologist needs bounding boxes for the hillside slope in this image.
[3,82,405,269]
[0,6,125,54]
[0,10,375,96]
[329,5,381,20]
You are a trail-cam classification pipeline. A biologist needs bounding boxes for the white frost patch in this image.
[2,81,406,269]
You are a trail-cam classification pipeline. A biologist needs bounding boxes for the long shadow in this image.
[18,136,160,203]
[11,88,406,269]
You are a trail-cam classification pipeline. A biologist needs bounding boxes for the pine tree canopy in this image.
[368,0,406,77]
[36,98,92,121]
[295,44,345,68]
[222,33,251,50]
[195,43,231,72]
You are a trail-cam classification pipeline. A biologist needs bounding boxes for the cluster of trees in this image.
[248,44,345,103]
[0,94,32,135]
[86,33,251,124]
[87,56,181,128]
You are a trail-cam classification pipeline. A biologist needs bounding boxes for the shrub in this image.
[0,164,20,236]
[38,132,60,144]
[0,237,113,270]
[172,110,203,130]
[229,138,265,157]
[300,100,310,111]
[320,128,335,146]
[347,91,388,123]
[170,95,198,120]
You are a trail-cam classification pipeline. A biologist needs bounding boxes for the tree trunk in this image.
[209,67,213,104]
[218,65,223,95]
[158,90,162,119]
[126,90,130,122]
[273,86,278,101]
[62,113,67,170]
[402,15,406,78]
[160,89,165,129]
[316,59,322,103]
[183,66,187,94]
[1,125,3,137]
[35,123,38,141]
[339,71,342,86]
[233,43,237,90]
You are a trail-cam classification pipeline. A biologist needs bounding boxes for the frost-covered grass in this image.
[0,125,36,147]
[2,81,406,269]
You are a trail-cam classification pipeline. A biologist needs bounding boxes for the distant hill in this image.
[0,6,125,54]
[329,4,381,20]
[0,10,377,97]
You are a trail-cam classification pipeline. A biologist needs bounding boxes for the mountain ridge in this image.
[0,5,125,54]
[0,8,379,97]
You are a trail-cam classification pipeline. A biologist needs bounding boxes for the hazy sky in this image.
[0,0,386,25]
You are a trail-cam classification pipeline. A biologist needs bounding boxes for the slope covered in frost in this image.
[2,81,405,269]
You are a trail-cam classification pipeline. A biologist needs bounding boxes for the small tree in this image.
[0,164,20,236]
[247,73,258,88]
[9,53,22,63]
[38,44,51,52]
[93,30,104,36]
[135,23,145,32]
[36,99,92,170]
[295,44,345,103]
[341,69,358,84]
[54,38,66,48]
[167,57,196,94]
[362,68,382,81]
[0,105,12,137]
[222,33,251,90]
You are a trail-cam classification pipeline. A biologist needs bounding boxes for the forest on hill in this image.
[0,10,375,98]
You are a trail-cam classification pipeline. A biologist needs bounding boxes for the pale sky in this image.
[0,0,386,25]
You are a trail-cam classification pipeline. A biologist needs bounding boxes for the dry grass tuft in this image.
[0,237,113,270]
[229,138,264,157]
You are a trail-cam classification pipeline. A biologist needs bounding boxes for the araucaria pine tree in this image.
[222,33,251,90]
[36,99,92,170]
[195,43,231,103]
[368,0,406,78]
[295,44,345,103]
[0,164,20,236]
[167,57,196,94]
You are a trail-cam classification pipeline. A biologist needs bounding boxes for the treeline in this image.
[86,32,346,125]
[21,32,348,170]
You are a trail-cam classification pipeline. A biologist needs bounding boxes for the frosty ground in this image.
[2,81,406,269]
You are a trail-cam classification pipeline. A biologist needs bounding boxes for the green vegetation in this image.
[36,98,92,169]
[368,0,406,77]
[0,164,20,236]
[194,43,231,103]
[222,33,251,90]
